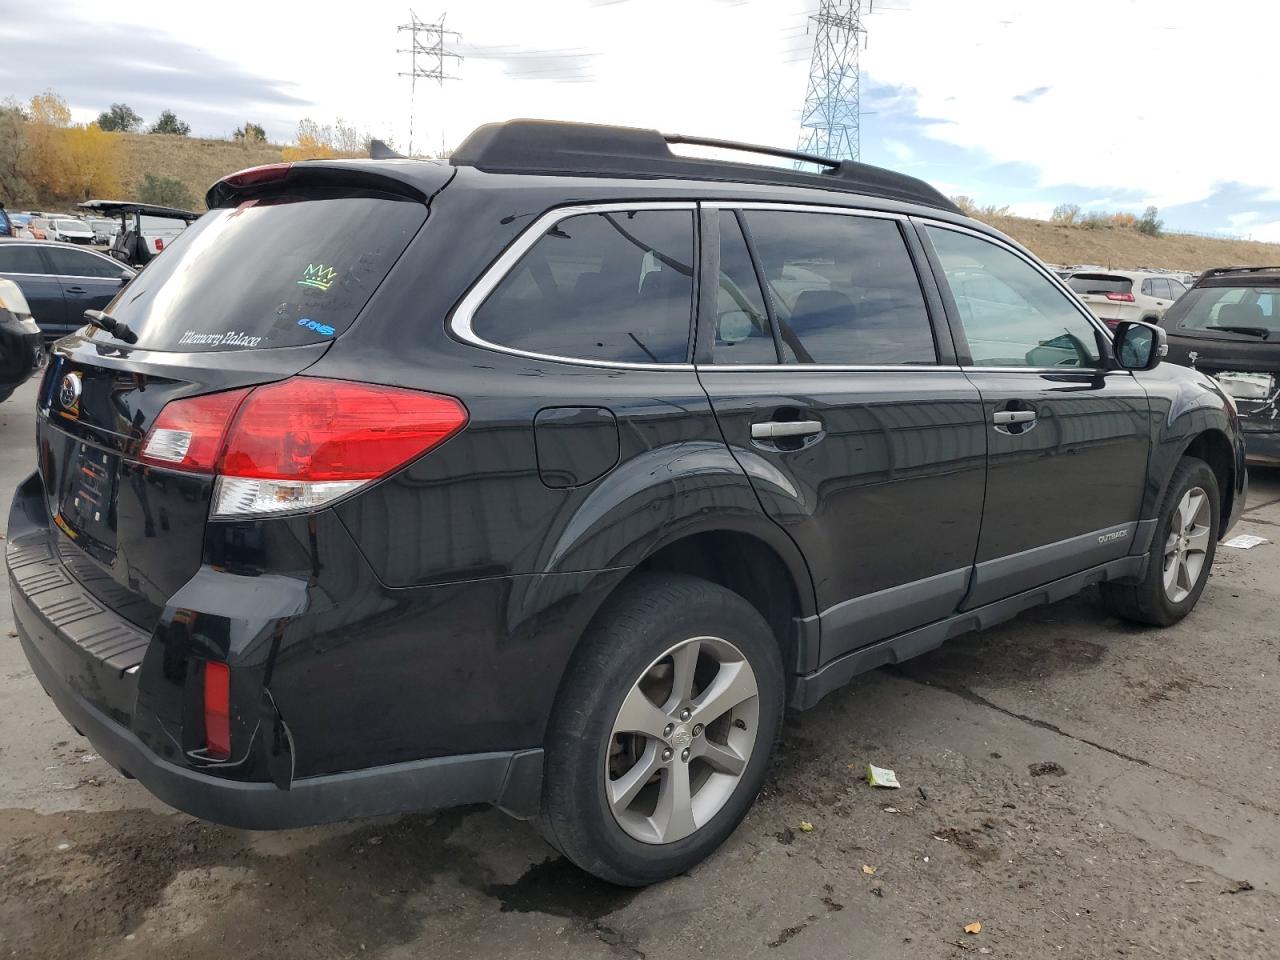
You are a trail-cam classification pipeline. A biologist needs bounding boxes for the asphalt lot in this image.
[2,372,1279,960]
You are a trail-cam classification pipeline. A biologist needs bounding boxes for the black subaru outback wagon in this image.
[7,120,1246,885]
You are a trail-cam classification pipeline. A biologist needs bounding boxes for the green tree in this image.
[1137,205,1163,237]
[96,103,142,133]
[234,121,267,143]
[137,173,194,209]
[0,99,29,201]
[149,110,191,136]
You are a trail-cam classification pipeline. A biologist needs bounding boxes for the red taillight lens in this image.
[203,661,231,760]
[140,387,252,472]
[1105,292,1136,302]
[221,162,293,189]
[219,378,468,481]
[154,238,165,251]
[138,378,467,518]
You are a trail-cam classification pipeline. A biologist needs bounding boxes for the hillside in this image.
[115,133,283,210]
[979,214,1280,273]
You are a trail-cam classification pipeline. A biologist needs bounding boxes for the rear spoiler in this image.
[205,160,436,208]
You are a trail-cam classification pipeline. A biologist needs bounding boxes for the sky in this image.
[3,0,1278,239]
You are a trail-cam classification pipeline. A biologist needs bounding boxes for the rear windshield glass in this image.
[104,193,425,352]
[1168,286,1280,337]
[1067,274,1132,295]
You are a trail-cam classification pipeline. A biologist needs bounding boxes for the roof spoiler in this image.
[449,119,960,214]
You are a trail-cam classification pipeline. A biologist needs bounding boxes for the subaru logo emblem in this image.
[59,372,82,410]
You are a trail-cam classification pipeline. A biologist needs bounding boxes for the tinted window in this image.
[44,247,125,278]
[743,211,935,365]
[928,226,1101,368]
[1067,274,1132,296]
[0,245,49,274]
[104,193,426,352]
[713,212,776,364]
[1140,279,1153,296]
[1170,286,1280,335]
[1169,279,1187,299]
[472,210,694,364]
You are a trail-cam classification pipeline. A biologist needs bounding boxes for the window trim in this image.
[915,217,1119,372]
[0,241,133,281]
[448,201,699,370]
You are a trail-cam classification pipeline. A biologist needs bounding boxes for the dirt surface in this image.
[3,375,1279,959]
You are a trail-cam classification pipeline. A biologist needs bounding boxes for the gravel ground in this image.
[2,373,1278,960]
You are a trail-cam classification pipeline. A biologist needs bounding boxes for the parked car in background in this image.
[78,200,199,268]
[8,214,34,239]
[1161,265,1280,465]
[46,219,96,245]
[27,218,50,240]
[1067,270,1187,328]
[0,278,42,403]
[87,218,118,246]
[0,239,134,342]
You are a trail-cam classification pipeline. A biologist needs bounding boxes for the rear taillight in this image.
[154,238,165,251]
[138,378,468,518]
[203,661,231,759]
[1105,292,1136,302]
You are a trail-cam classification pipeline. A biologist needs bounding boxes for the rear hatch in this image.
[1066,273,1139,326]
[34,164,443,633]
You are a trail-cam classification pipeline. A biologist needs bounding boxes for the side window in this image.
[0,245,50,275]
[1141,278,1153,297]
[470,210,694,364]
[927,226,1101,368]
[742,211,936,365]
[1169,280,1187,300]
[713,211,777,364]
[1154,278,1172,299]
[44,247,127,279]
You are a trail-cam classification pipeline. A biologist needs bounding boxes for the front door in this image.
[696,205,988,667]
[920,223,1150,608]
[43,246,131,339]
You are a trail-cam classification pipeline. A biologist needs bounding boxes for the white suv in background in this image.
[1066,270,1187,328]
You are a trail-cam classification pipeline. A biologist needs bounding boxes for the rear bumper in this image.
[7,470,545,829]
[18,622,541,828]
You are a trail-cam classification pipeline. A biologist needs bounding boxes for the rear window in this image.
[1168,286,1280,336]
[1067,274,1132,295]
[103,192,426,352]
[470,209,694,364]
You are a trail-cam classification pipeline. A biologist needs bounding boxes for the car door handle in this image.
[751,420,823,440]
[993,410,1036,425]
[64,286,85,293]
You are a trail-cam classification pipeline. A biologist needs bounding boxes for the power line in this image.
[397,9,463,157]
[795,0,866,164]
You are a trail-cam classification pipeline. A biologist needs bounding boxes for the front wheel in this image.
[1101,456,1220,626]
[540,573,784,886]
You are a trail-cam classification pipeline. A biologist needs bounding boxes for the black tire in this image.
[540,572,784,886]
[1100,456,1220,626]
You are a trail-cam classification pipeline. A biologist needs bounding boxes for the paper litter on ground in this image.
[866,763,901,788]
[1223,534,1268,549]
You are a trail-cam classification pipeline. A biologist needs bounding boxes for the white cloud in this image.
[882,138,914,162]
[1007,200,1056,221]
[863,0,1280,208]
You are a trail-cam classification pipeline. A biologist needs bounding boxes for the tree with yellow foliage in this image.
[19,90,123,203]
[60,124,123,201]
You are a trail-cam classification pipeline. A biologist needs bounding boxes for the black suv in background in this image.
[1160,265,1280,465]
[7,121,1246,886]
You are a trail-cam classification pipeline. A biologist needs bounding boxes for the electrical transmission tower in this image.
[397,10,463,157]
[796,0,866,164]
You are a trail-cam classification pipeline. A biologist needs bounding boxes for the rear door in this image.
[696,204,987,667]
[0,243,66,338]
[920,223,1150,608]
[42,246,133,338]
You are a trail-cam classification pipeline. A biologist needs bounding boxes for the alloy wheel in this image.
[605,635,760,845]
[1163,485,1211,603]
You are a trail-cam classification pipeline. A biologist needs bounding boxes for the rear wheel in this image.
[541,573,783,886]
[1101,456,1220,626]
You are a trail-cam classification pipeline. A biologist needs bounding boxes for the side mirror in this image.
[1114,320,1167,371]
[717,310,753,345]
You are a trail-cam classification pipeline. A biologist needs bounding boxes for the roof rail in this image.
[1198,264,1280,281]
[449,119,960,213]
